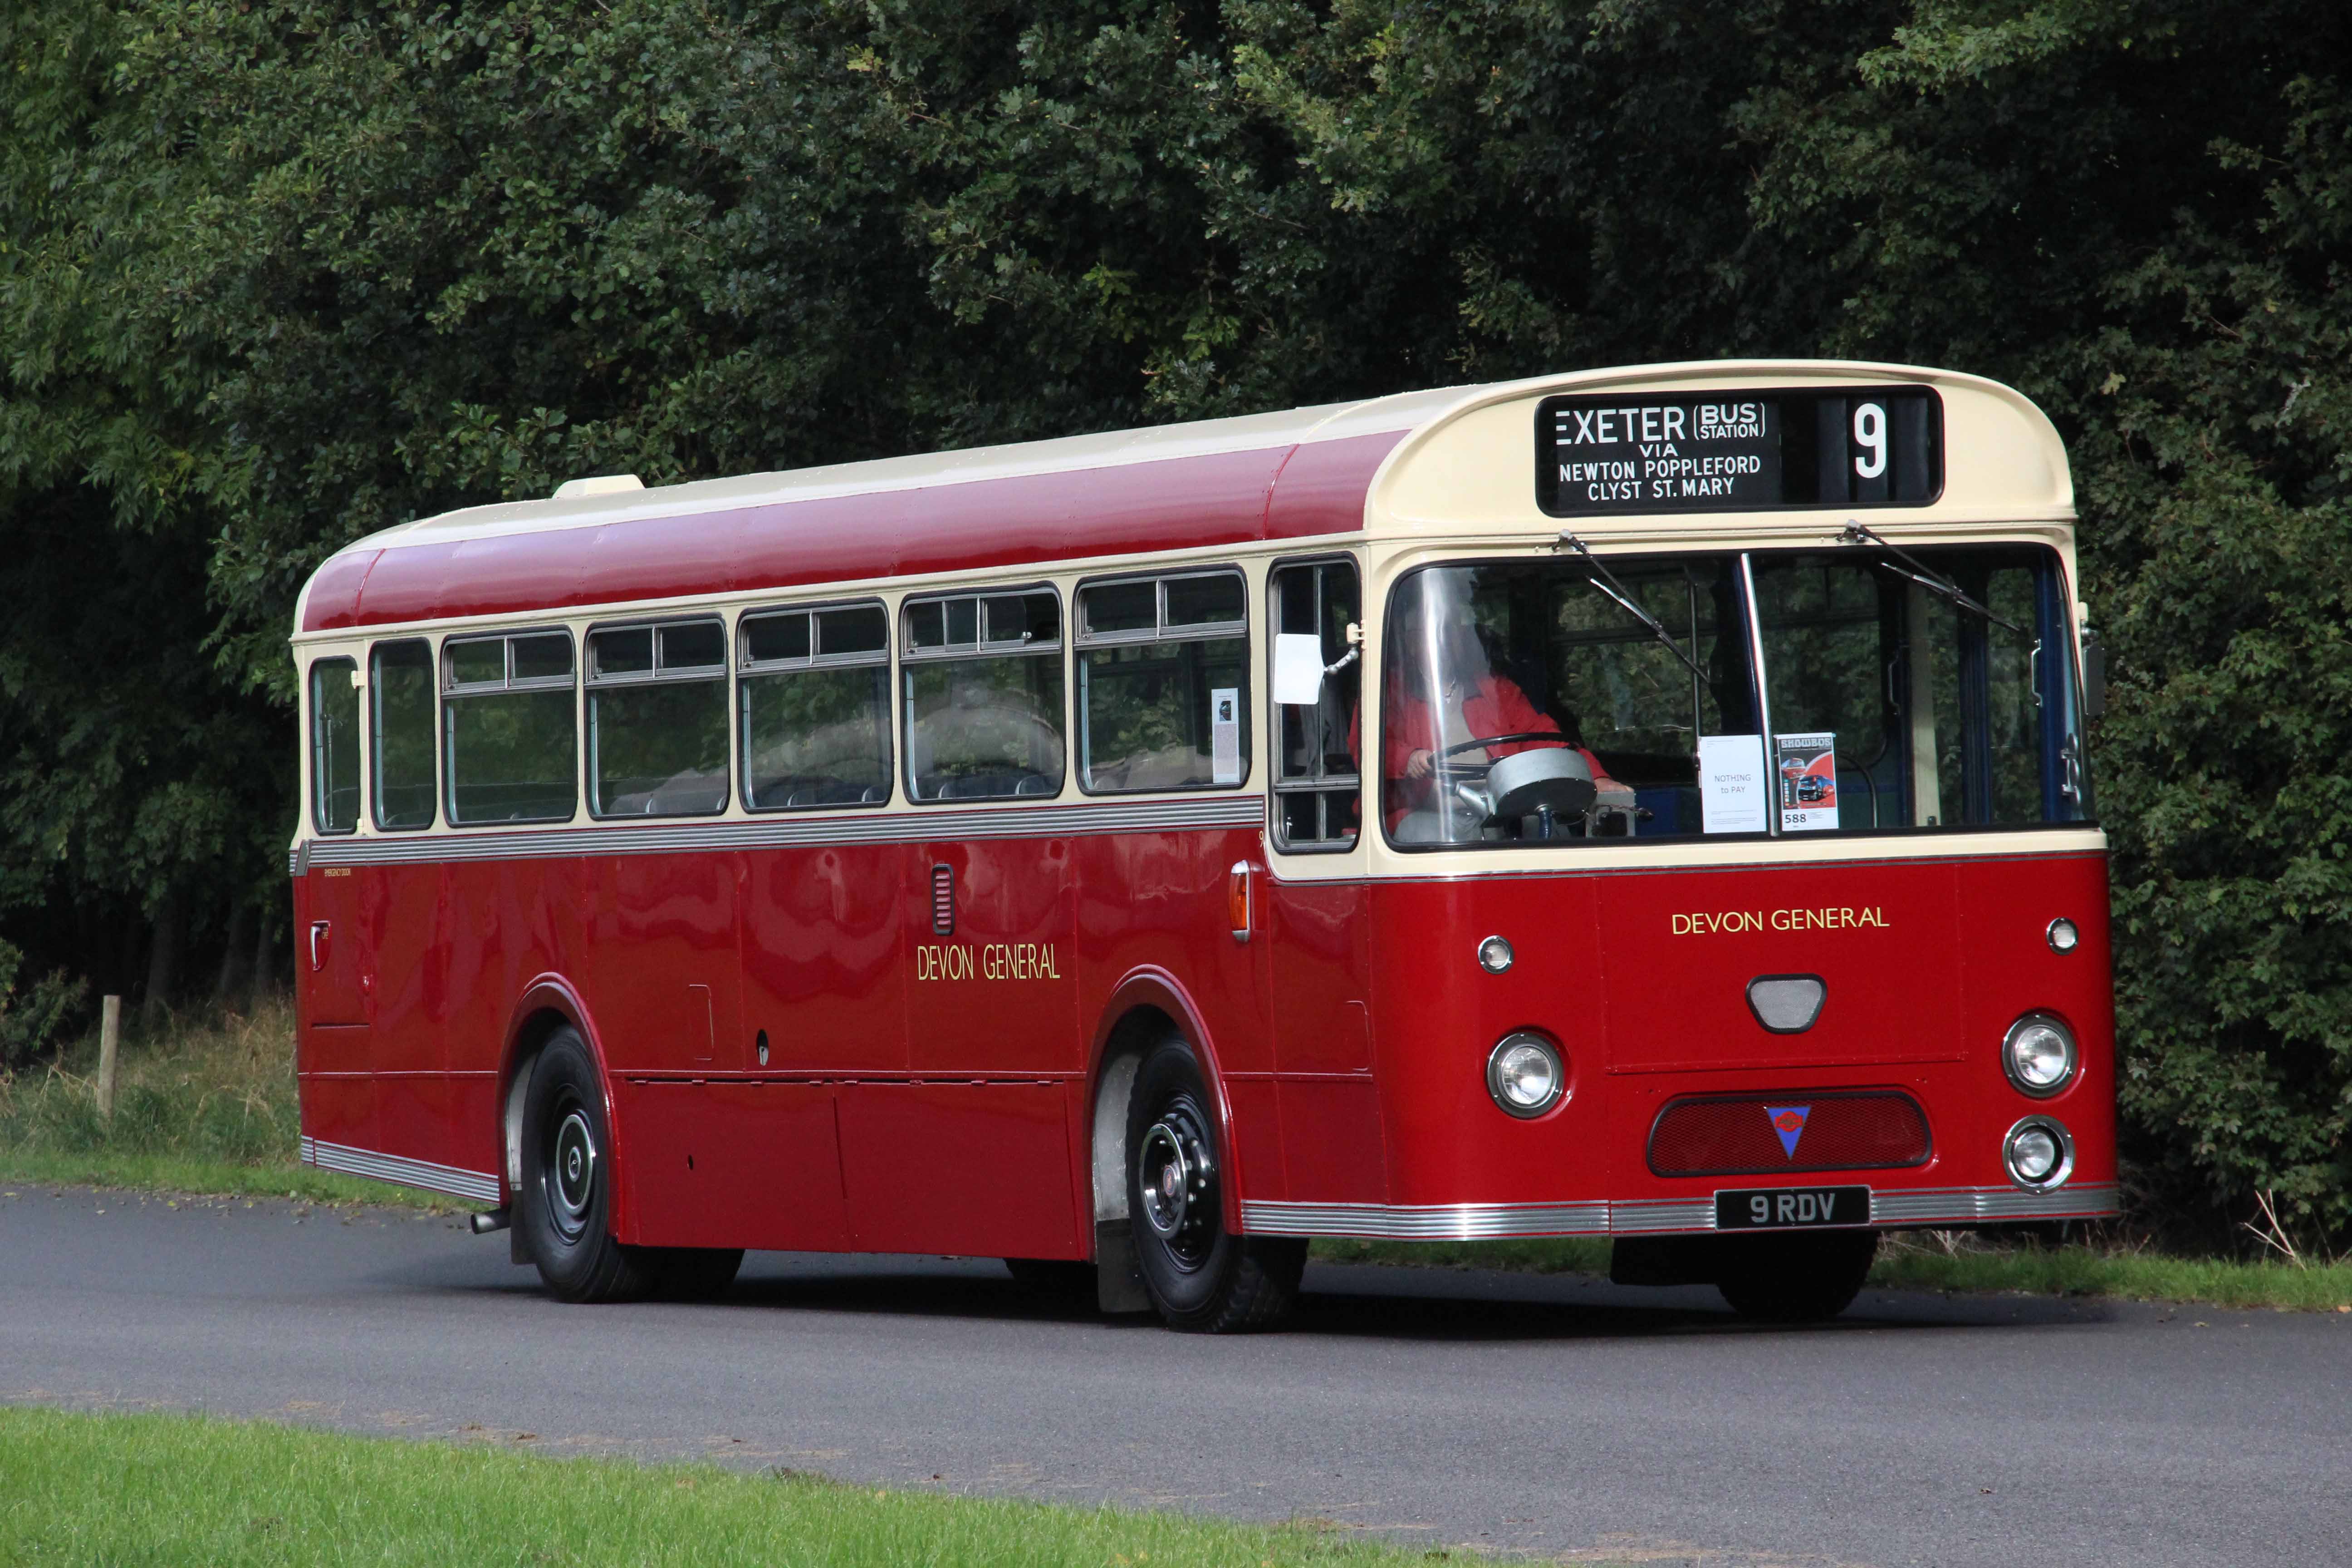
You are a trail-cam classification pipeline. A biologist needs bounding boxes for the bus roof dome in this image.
[295,361,2066,636]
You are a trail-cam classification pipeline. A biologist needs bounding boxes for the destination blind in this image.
[1535,387,1942,517]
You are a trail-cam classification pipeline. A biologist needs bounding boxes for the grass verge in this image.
[0,1406,1433,1568]
[0,1000,454,1210]
[1308,1233,2352,1312]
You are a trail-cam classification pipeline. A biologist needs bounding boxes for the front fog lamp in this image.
[1486,1033,1565,1118]
[2002,1013,2078,1098]
[2003,1117,2075,1192]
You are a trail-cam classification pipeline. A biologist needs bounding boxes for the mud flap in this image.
[1094,1218,1151,1313]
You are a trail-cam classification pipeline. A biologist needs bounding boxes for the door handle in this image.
[309,921,332,973]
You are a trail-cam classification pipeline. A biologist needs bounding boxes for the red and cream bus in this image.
[291,361,2115,1329]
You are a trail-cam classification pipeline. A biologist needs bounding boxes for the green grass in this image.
[0,1407,1443,1568]
[1867,1234,2352,1311]
[1309,1233,2352,1313]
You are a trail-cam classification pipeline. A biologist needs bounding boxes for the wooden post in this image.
[97,995,121,1121]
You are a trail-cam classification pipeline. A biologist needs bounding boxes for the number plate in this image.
[1715,1186,1871,1230]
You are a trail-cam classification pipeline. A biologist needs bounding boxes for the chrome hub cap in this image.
[551,1107,597,1242]
[1136,1098,1218,1269]
[1140,1122,1192,1238]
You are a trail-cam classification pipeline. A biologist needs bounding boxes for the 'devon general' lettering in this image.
[914,941,1062,981]
[1671,910,1765,935]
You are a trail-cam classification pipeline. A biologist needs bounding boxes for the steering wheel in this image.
[1434,732,1568,770]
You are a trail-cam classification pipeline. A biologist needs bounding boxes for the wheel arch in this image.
[498,976,620,1220]
[1086,968,1248,1238]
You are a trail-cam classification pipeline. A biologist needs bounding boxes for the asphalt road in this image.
[4,1186,2348,1567]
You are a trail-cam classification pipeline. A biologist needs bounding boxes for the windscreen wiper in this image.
[1557,533,1708,679]
[1839,521,2029,635]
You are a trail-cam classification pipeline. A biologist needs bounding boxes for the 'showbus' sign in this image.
[1535,387,1943,517]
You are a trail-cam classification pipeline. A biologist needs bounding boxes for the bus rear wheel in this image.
[1713,1229,1879,1323]
[517,1027,660,1303]
[1125,1038,1304,1333]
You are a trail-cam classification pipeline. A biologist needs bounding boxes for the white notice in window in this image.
[1210,688,1242,784]
[1698,734,1768,834]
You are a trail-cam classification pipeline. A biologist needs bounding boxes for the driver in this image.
[1355,600,1620,831]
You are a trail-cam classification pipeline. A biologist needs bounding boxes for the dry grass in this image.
[0,999,448,1207]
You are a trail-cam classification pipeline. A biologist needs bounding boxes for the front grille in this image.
[1647,1091,1931,1177]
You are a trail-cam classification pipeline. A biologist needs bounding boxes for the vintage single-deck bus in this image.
[291,361,2116,1329]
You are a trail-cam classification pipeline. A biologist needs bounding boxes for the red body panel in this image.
[1365,852,2116,1210]
[299,818,2113,1255]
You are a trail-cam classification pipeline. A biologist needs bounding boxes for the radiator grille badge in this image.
[1767,1104,1812,1160]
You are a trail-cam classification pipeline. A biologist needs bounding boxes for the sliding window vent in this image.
[931,864,956,936]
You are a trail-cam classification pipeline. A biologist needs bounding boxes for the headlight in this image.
[2045,917,2080,954]
[1486,1033,1565,1118]
[2003,1117,2075,1191]
[2002,1013,2078,1098]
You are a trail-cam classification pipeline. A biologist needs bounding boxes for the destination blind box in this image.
[1536,387,1943,516]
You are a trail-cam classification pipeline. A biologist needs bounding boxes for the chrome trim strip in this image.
[1243,1183,2121,1240]
[1608,1198,1718,1235]
[293,794,1264,871]
[301,1136,501,1204]
[1241,1200,1609,1239]
[1872,1181,2117,1225]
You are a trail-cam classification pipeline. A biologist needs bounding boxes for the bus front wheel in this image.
[517,1027,661,1303]
[1124,1037,1304,1332]
[1713,1229,1879,1323]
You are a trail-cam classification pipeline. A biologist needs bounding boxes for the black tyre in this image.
[516,1028,660,1303]
[1125,1037,1304,1332]
[654,1248,745,1301]
[1714,1229,1879,1323]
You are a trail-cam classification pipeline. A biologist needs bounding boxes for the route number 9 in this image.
[1853,402,1887,479]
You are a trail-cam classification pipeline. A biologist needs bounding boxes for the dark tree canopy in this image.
[2,0,2347,1238]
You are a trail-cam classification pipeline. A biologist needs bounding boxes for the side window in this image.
[370,640,436,830]
[740,602,892,809]
[902,588,1066,802]
[586,619,729,818]
[1270,559,1361,849]
[443,629,578,825]
[309,657,361,835]
[1076,570,1249,794]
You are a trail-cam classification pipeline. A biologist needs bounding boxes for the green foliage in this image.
[1,0,2347,1235]
[0,941,87,1071]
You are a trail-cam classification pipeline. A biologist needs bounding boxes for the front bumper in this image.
[1240,1181,2119,1240]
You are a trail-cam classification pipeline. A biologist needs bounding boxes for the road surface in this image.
[5,1184,2348,1566]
